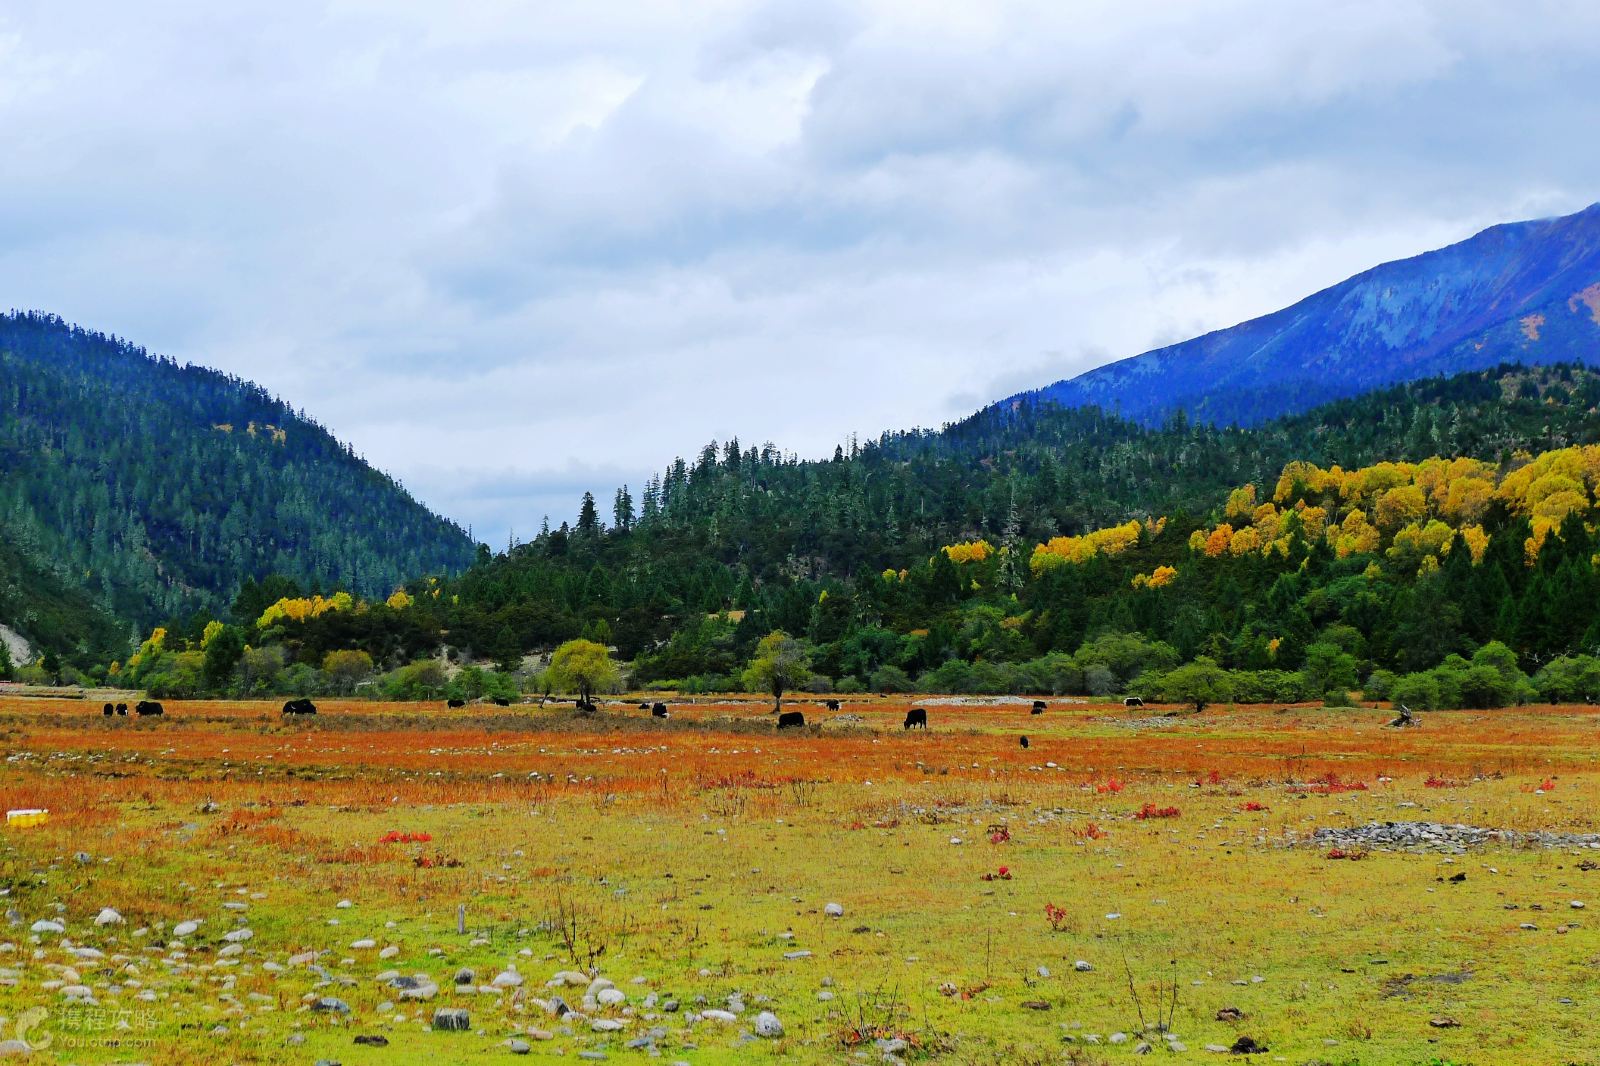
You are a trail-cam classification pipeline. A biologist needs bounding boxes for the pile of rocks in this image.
[1301,820,1600,853]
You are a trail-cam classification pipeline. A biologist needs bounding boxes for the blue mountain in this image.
[1021,202,1600,425]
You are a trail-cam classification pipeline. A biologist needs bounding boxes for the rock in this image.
[312,997,351,1014]
[221,928,253,943]
[1572,900,1586,909]
[1037,966,1050,978]
[73,851,92,865]
[349,938,376,950]
[547,996,571,1017]
[591,1018,626,1032]
[754,1011,783,1037]
[454,967,475,985]
[379,945,400,959]
[287,950,316,966]
[824,902,844,917]
[353,1035,389,1047]
[699,1009,738,1022]
[597,987,626,1007]
[549,970,588,987]
[432,1007,471,1031]
[782,950,812,960]
[505,1038,531,1054]
[1429,1017,1461,1028]
[1133,1042,1152,1054]
[1021,1000,1050,1011]
[1229,1036,1268,1054]
[1074,960,1093,972]
[1109,1032,1129,1043]
[336,900,353,909]
[661,999,680,1012]
[876,1037,909,1055]
[493,969,524,988]
[173,920,200,937]
[28,921,62,935]
[94,908,124,927]
[817,990,835,1001]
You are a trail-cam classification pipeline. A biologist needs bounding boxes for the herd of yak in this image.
[95,696,1148,738]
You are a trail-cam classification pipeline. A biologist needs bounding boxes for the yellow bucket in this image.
[6,809,49,828]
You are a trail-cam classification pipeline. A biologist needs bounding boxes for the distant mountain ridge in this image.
[1020,202,1600,425]
[0,311,476,662]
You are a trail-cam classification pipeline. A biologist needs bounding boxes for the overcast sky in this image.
[4,1,1600,545]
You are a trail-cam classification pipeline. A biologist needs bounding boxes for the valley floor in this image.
[0,695,1596,1064]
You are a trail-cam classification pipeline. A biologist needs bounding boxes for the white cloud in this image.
[1,0,1598,546]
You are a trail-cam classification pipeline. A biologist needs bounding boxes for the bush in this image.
[833,675,868,694]
[868,665,913,693]
[1390,672,1440,711]
[1363,669,1397,702]
[1323,690,1355,708]
[382,659,447,700]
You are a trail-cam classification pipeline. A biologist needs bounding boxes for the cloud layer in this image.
[3,1,1599,543]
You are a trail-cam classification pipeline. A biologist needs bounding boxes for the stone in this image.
[353,1035,389,1046]
[173,920,200,937]
[312,997,351,1014]
[824,902,844,918]
[94,908,124,927]
[379,945,400,959]
[455,968,474,985]
[782,950,812,960]
[28,921,62,935]
[549,970,588,987]
[1109,1032,1129,1044]
[349,939,376,950]
[754,1011,783,1037]
[505,1038,531,1054]
[493,969,524,988]
[591,1018,626,1032]
[699,1009,738,1022]
[432,1007,471,1031]
[221,928,253,943]
[597,987,626,1007]
[1074,960,1093,972]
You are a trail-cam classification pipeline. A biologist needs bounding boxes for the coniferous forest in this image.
[64,360,1600,711]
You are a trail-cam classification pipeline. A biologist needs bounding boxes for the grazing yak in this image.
[447,698,466,708]
[134,700,164,716]
[1030,700,1046,715]
[102,702,114,716]
[651,702,669,718]
[825,699,840,711]
[491,696,511,707]
[903,707,928,730]
[282,698,317,715]
[116,703,128,716]
[1124,696,1144,708]
[1020,735,1030,749]
[776,710,805,729]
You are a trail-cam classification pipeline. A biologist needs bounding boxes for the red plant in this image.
[1075,822,1106,839]
[1135,803,1180,820]
[1424,774,1462,789]
[379,830,433,844]
[979,866,1013,882]
[1240,801,1267,812]
[1043,902,1069,931]
[1095,776,1126,794]
[1326,847,1366,861]
[1196,770,1223,786]
[414,852,463,869]
[989,827,1011,844]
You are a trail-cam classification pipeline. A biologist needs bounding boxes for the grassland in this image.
[0,694,1597,1065]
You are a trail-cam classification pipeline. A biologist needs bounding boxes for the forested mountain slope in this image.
[1022,202,1600,425]
[0,311,476,663]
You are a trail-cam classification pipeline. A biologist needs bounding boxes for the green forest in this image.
[0,311,476,663]
[73,363,1600,711]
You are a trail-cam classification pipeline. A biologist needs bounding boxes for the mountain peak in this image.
[1021,202,1600,426]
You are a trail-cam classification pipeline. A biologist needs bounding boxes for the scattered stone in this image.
[353,1035,389,1047]
[755,1011,783,1037]
[28,921,62,935]
[1216,1007,1245,1022]
[1074,960,1093,972]
[1021,1000,1051,1011]
[1429,1017,1461,1029]
[591,1018,626,1032]
[782,950,812,960]
[432,1007,471,1031]
[597,987,626,1007]
[1229,1036,1268,1054]
[312,997,351,1014]
[455,967,475,985]
[493,969,524,988]
[349,939,376,950]
[505,1038,531,1054]
[824,902,844,917]
[1109,1031,1129,1043]
[94,908,124,927]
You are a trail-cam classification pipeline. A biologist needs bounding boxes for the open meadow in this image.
[1,694,1598,1065]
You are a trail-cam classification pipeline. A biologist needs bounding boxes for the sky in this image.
[4,1,1600,546]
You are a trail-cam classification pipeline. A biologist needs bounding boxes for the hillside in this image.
[1022,202,1600,426]
[0,311,477,665]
